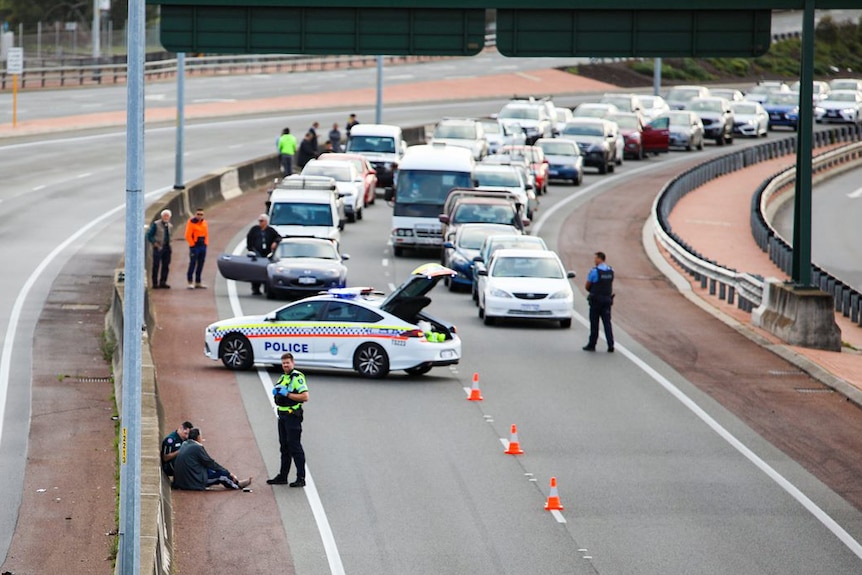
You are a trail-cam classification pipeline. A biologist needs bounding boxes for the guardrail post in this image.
[842,290,851,317]
[719,283,726,300]
[700,275,707,289]
[851,293,860,323]
[833,282,843,312]
[728,286,735,305]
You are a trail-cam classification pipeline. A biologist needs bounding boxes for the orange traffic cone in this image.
[504,424,524,454]
[467,372,483,401]
[544,477,564,511]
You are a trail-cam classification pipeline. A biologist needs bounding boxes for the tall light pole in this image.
[92,0,101,58]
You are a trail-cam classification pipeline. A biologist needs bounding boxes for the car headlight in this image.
[449,252,469,266]
[745,119,756,126]
[489,287,513,298]
[324,269,340,277]
[549,289,572,300]
[842,107,856,114]
[630,132,641,141]
[815,107,825,114]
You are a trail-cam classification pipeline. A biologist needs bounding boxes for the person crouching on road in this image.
[185,208,208,289]
[172,428,251,491]
[147,209,173,289]
[246,214,281,296]
[583,251,615,353]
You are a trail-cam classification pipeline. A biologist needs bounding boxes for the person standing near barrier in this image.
[346,113,359,139]
[147,209,173,289]
[583,251,615,352]
[185,208,209,289]
[297,132,318,170]
[277,127,298,176]
[246,213,281,295]
[308,121,320,152]
[328,123,342,152]
[267,352,309,488]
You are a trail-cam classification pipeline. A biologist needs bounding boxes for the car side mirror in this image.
[342,254,350,261]
[525,184,533,190]
[443,241,454,249]
[522,218,531,227]
[473,256,484,262]
[264,312,277,321]
[477,269,488,276]
[567,271,577,279]
[246,250,258,260]
[438,214,450,224]
[384,187,395,201]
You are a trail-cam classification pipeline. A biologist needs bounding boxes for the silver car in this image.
[815,90,862,124]
[663,111,705,151]
[729,101,768,137]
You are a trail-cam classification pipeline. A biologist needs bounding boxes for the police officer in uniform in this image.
[583,251,615,352]
[161,420,193,476]
[267,352,309,487]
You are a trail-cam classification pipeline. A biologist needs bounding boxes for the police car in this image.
[204,264,461,378]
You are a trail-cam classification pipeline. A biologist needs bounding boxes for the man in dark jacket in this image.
[297,132,318,170]
[246,213,282,295]
[172,428,251,491]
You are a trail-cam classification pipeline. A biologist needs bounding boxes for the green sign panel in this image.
[496,9,772,57]
[158,5,485,55]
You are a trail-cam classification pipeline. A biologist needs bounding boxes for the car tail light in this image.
[400,329,425,338]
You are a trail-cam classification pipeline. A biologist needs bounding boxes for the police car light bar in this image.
[327,287,376,299]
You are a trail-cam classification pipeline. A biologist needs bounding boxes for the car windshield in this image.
[270,202,334,227]
[434,124,477,139]
[667,113,692,127]
[499,106,539,120]
[276,241,338,259]
[766,93,798,105]
[485,239,545,259]
[346,135,395,153]
[475,170,520,187]
[491,256,563,279]
[480,121,500,134]
[302,165,351,181]
[395,170,473,205]
[687,100,722,112]
[825,92,857,102]
[601,96,630,109]
[731,103,760,114]
[667,88,701,101]
[538,142,577,156]
[573,106,610,118]
[453,204,517,225]
[610,115,638,129]
[459,227,507,250]
[562,124,603,137]
[831,80,860,91]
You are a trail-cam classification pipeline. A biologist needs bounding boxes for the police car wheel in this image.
[353,343,390,379]
[220,334,254,370]
[405,365,432,376]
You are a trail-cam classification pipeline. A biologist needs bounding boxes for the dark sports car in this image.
[217,237,349,299]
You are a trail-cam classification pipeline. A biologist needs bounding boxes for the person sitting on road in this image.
[172,428,251,491]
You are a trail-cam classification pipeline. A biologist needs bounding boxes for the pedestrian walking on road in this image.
[267,352,309,488]
[161,420,193,476]
[297,132,318,170]
[147,209,173,289]
[346,113,359,139]
[277,127,298,176]
[173,428,252,491]
[583,251,615,352]
[328,123,342,152]
[246,213,281,295]
[185,208,209,289]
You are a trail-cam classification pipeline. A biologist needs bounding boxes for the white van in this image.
[267,176,345,243]
[387,144,475,256]
[345,124,408,187]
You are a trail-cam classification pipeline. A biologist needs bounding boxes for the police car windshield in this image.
[276,241,338,259]
[491,256,563,279]
[270,203,334,227]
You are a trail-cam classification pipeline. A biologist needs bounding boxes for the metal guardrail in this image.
[751,134,862,325]
[653,124,862,318]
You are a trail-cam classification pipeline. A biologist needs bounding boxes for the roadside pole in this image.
[791,0,814,287]
[375,55,383,123]
[175,52,186,190]
[6,47,23,127]
[653,58,661,96]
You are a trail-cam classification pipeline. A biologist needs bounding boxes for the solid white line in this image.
[846,187,862,199]
[228,239,345,575]
[550,510,567,523]
[32,185,46,192]
[0,185,173,453]
[75,172,92,179]
[568,313,862,559]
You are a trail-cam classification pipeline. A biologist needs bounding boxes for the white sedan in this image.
[205,264,461,378]
[477,249,576,328]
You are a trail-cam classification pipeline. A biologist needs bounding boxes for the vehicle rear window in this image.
[538,142,577,155]
[271,202,334,227]
[491,256,563,279]
[434,124,477,139]
[347,136,395,153]
[475,171,520,187]
[276,241,338,259]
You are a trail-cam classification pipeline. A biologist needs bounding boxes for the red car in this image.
[316,153,378,206]
[499,145,550,195]
[607,112,670,159]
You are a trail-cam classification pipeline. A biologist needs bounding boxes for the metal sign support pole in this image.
[174,52,186,190]
[375,55,383,124]
[791,0,815,287]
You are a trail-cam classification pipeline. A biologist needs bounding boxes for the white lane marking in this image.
[387,74,414,80]
[493,65,518,70]
[192,98,237,104]
[381,258,389,267]
[0,185,174,453]
[75,172,92,179]
[228,239,345,575]
[32,185,46,192]
[568,313,862,559]
[444,75,476,81]
[515,72,541,82]
[387,282,396,291]
[847,187,862,199]
[550,510,567,523]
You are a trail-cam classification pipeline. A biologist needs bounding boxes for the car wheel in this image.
[715,136,725,146]
[393,246,404,257]
[356,207,363,221]
[637,146,644,161]
[574,173,582,186]
[405,365,433,376]
[478,304,485,319]
[483,314,496,326]
[560,318,572,329]
[448,277,458,292]
[608,162,615,173]
[472,287,478,303]
[685,140,693,152]
[697,137,704,151]
[598,162,608,175]
[265,284,276,300]
[353,343,389,379]
[220,334,254,371]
